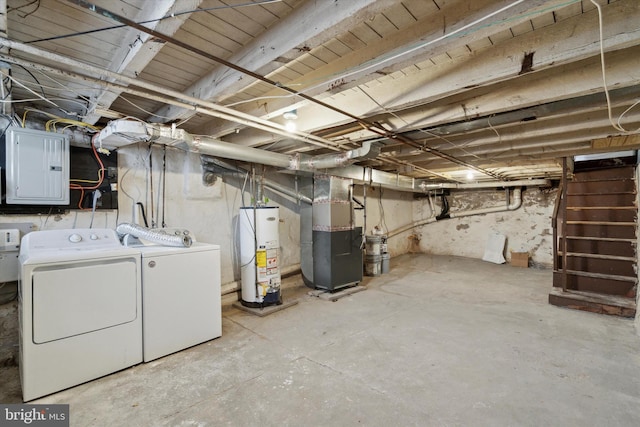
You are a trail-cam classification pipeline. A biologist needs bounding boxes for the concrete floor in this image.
[1,254,640,426]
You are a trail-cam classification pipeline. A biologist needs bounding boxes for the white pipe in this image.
[419,180,547,190]
[106,121,376,172]
[449,188,522,218]
[387,188,523,237]
[0,38,343,151]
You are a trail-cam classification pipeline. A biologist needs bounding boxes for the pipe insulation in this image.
[201,158,313,204]
[99,120,378,172]
[387,188,523,238]
[116,223,192,247]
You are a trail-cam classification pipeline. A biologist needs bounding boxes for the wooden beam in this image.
[83,0,203,124]
[212,0,640,145]
[150,0,397,123]
[203,0,639,138]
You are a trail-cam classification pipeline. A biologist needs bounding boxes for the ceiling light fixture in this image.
[466,170,474,180]
[283,109,298,120]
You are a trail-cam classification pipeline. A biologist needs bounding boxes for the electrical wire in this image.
[590,0,640,134]
[12,63,46,99]
[26,0,284,44]
[69,134,106,209]
[118,95,174,121]
[378,185,388,235]
[295,0,561,97]
[4,73,76,116]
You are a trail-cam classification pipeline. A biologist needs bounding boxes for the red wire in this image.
[69,134,106,209]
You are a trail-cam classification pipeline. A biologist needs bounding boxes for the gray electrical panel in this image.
[3,127,69,205]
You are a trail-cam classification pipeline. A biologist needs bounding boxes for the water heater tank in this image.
[239,206,281,307]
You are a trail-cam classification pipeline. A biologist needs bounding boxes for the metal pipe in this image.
[68,0,510,181]
[387,188,523,238]
[419,179,548,190]
[0,38,342,152]
[202,158,313,204]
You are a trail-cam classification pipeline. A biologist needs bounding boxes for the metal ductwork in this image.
[97,120,378,172]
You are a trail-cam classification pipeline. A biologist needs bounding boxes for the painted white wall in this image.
[117,144,301,285]
[412,187,557,267]
[353,185,413,256]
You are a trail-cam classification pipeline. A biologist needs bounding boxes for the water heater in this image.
[239,206,281,307]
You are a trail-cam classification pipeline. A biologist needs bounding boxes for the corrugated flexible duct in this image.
[116,223,193,247]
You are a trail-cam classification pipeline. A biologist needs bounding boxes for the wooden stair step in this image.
[558,237,636,258]
[566,221,636,226]
[548,288,636,318]
[556,255,636,278]
[554,269,637,282]
[565,223,636,239]
[553,271,637,298]
[564,236,636,243]
[565,208,636,222]
[572,166,635,181]
[567,180,636,195]
[557,252,636,262]
[566,193,636,207]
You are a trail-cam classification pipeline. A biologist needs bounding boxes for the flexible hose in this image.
[116,223,192,247]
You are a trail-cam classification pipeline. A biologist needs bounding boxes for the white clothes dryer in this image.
[19,229,142,401]
[135,241,221,362]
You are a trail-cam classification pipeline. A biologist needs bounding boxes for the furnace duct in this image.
[116,223,193,247]
[97,120,378,172]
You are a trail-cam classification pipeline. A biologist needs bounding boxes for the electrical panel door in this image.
[4,127,69,204]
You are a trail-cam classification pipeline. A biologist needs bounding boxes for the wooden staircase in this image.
[549,161,637,317]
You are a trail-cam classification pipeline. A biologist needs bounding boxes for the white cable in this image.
[590,0,639,134]
[4,73,76,116]
[300,0,527,96]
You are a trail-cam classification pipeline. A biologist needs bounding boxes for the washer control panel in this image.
[23,228,123,252]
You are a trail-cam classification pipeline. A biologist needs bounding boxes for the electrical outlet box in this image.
[0,229,20,250]
[0,228,20,282]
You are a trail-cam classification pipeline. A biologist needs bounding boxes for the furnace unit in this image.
[309,175,363,291]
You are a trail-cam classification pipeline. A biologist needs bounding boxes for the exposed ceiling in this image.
[2,0,639,184]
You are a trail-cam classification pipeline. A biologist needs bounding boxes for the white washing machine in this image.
[136,241,221,362]
[19,229,142,401]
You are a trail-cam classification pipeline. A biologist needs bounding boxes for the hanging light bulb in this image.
[285,120,297,132]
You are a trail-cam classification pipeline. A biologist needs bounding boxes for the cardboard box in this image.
[510,251,529,268]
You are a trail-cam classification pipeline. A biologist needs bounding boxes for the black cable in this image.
[12,63,46,99]
[136,202,149,228]
[27,0,283,44]
[436,194,450,220]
